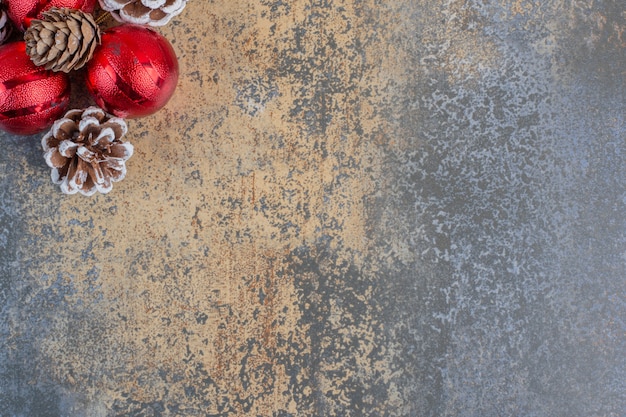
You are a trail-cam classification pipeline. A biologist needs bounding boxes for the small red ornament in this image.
[0,42,71,135]
[85,24,179,119]
[7,0,97,31]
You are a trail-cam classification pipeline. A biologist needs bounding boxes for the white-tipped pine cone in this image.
[42,107,134,196]
[98,0,187,26]
[0,3,12,46]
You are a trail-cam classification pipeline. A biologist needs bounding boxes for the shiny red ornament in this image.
[86,24,179,119]
[7,0,97,31]
[0,42,70,135]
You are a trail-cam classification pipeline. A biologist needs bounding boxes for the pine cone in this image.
[24,8,101,73]
[0,3,12,46]
[42,107,134,196]
[99,0,187,27]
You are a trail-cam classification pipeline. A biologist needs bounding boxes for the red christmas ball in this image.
[86,25,179,119]
[0,42,71,135]
[7,0,97,31]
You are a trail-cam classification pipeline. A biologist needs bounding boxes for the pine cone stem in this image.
[95,10,113,26]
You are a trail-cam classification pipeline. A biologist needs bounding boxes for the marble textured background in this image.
[1,0,625,416]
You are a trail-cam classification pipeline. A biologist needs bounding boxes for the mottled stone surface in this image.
[1,1,625,416]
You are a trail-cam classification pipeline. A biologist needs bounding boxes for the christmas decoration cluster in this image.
[0,0,187,196]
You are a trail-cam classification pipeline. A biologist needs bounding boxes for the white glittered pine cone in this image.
[0,2,13,46]
[98,0,187,26]
[42,107,134,196]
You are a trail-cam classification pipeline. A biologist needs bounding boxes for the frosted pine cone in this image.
[42,107,134,196]
[0,3,12,46]
[98,0,187,26]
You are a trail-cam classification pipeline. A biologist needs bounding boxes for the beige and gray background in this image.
[1,0,625,416]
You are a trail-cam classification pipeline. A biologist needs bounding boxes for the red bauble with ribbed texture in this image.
[86,24,179,119]
[0,42,71,135]
[7,0,97,31]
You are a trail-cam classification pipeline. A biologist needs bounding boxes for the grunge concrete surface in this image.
[1,1,625,416]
